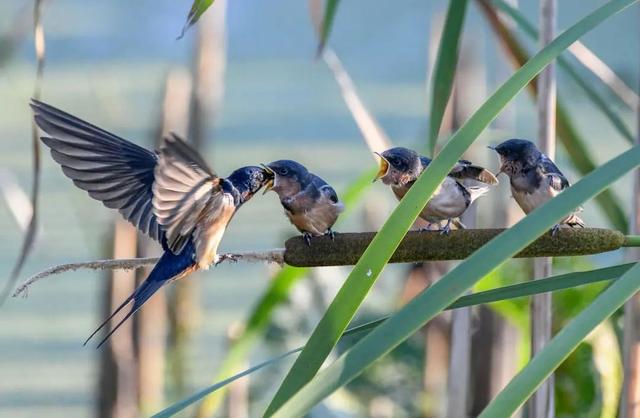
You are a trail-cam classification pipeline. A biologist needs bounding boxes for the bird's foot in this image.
[550,224,561,237]
[419,222,434,232]
[439,219,453,236]
[324,229,336,241]
[303,232,313,246]
[215,253,239,266]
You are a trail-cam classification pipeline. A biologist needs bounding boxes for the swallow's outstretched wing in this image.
[152,134,235,260]
[419,156,498,185]
[31,99,163,241]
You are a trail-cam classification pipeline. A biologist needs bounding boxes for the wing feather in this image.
[421,155,498,185]
[449,161,499,185]
[152,134,224,254]
[31,99,163,240]
[540,155,570,191]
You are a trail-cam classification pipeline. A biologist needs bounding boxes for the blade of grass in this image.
[491,0,639,110]
[264,1,639,414]
[479,262,640,417]
[199,8,391,410]
[489,0,634,143]
[321,49,392,153]
[478,0,628,231]
[154,262,635,417]
[270,144,640,418]
[178,0,215,39]
[193,168,376,417]
[569,40,639,110]
[199,7,392,411]
[316,0,340,55]
[2,0,46,306]
[309,0,391,154]
[152,347,304,418]
[427,0,469,154]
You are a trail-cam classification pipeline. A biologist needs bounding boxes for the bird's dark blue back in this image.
[309,174,339,203]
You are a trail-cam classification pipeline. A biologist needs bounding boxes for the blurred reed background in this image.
[0,0,638,417]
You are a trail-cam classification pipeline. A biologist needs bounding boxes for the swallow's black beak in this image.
[260,163,276,194]
[487,145,496,151]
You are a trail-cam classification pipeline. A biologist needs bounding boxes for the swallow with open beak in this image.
[489,138,584,234]
[374,147,498,234]
[261,160,344,245]
[31,99,271,347]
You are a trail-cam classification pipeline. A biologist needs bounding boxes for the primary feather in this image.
[32,99,163,241]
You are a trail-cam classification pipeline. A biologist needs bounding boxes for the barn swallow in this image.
[374,147,498,234]
[261,160,344,245]
[31,99,271,347]
[489,138,584,234]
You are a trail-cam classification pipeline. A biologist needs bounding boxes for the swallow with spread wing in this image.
[489,138,584,234]
[374,147,498,234]
[31,99,271,347]
[261,160,344,245]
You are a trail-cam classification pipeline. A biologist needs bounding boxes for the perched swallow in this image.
[489,138,584,233]
[31,99,270,347]
[374,147,498,234]
[261,160,344,245]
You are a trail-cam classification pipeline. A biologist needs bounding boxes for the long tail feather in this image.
[85,241,196,348]
[83,293,135,346]
[94,278,166,349]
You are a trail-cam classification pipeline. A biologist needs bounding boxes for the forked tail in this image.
[85,242,196,348]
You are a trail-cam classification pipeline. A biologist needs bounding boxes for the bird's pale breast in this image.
[392,177,468,222]
[286,194,341,236]
[195,194,236,269]
[511,180,558,214]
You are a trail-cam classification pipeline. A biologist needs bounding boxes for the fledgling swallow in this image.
[374,147,498,234]
[261,160,344,245]
[489,138,584,234]
[31,99,271,347]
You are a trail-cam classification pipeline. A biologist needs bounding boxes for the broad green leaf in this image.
[178,0,215,39]
[152,262,634,417]
[316,0,340,54]
[479,262,640,417]
[265,2,638,414]
[193,168,375,417]
[478,0,628,231]
[427,0,469,154]
[271,145,640,418]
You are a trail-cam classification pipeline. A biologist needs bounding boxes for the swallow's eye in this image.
[279,168,288,176]
[389,157,399,166]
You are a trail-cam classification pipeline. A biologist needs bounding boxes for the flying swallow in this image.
[374,146,498,234]
[261,160,344,245]
[489,138,584,234]
[31,99,270,347]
